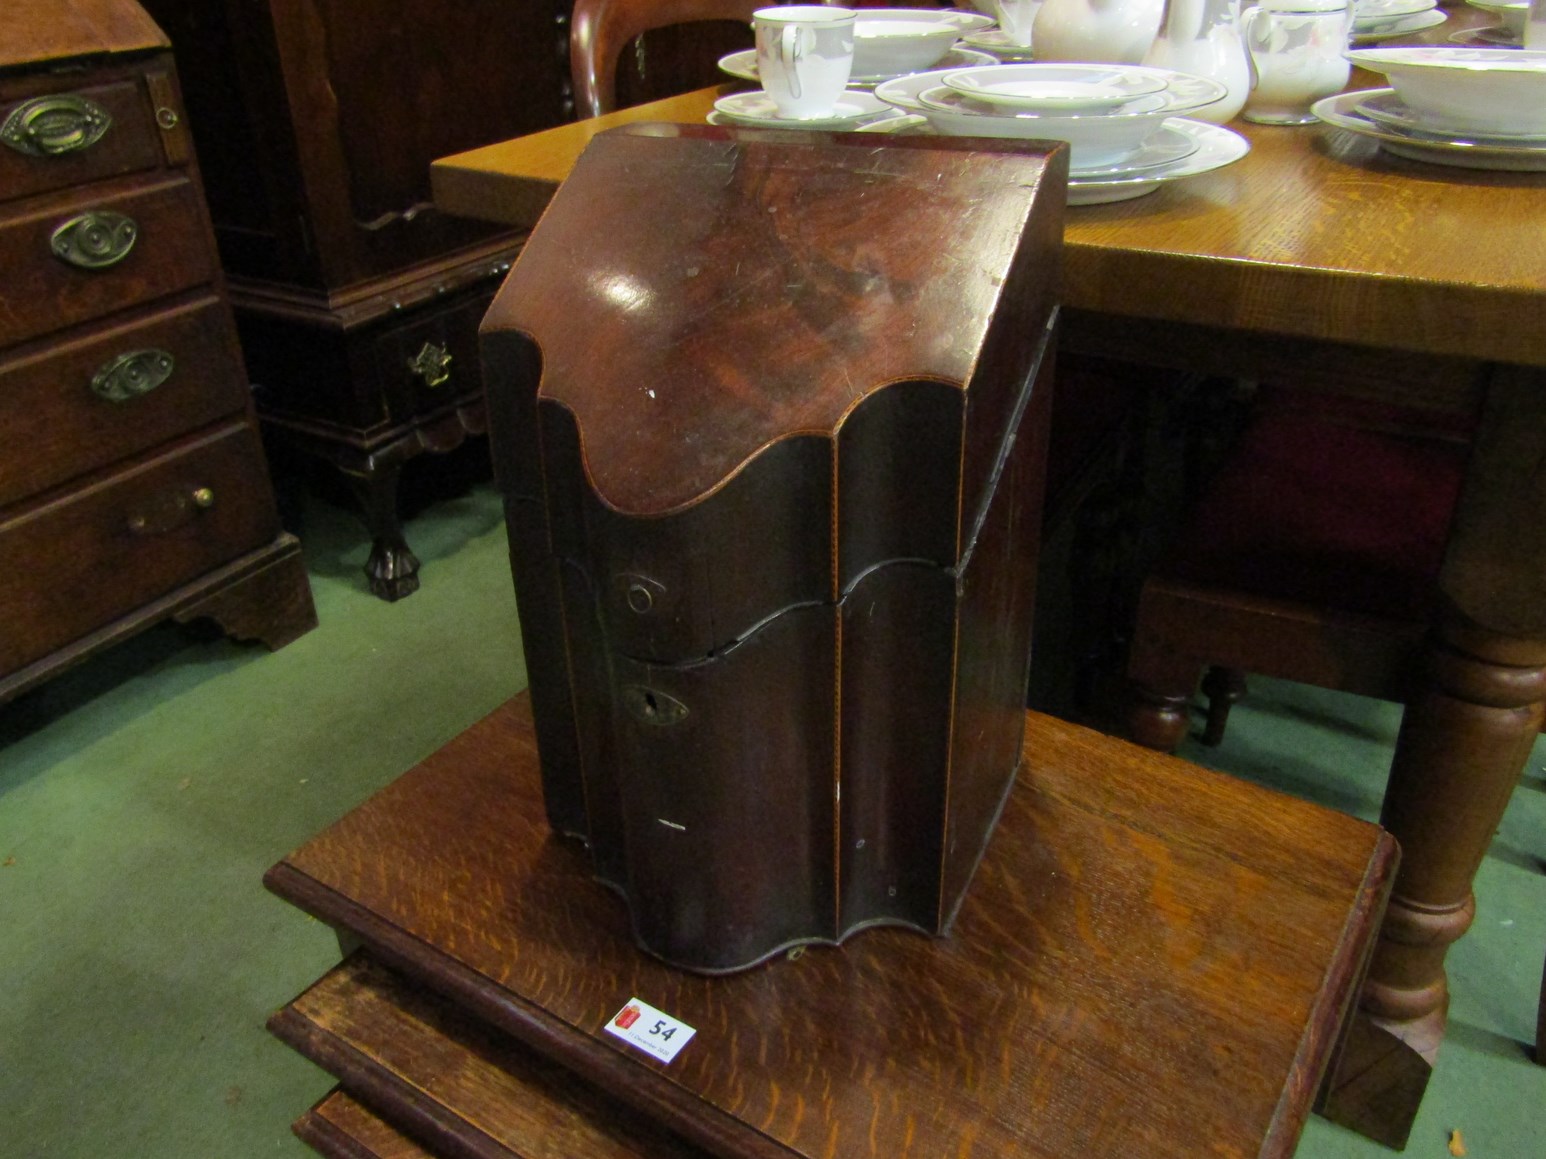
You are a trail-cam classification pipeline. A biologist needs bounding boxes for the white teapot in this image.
[1142,0,1251,122]
[1032,0,1162,62]
[1033,0,1166,64]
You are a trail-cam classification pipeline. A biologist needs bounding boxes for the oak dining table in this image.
[428,53,1546,1150]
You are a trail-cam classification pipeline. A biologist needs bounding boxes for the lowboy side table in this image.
[265,693,1396,1159]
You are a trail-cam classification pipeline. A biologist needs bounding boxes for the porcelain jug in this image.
[1032,0,1165,63]
[1142,0,1251,121]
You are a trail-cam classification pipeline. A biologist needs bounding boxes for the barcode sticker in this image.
[603,997,697,1064]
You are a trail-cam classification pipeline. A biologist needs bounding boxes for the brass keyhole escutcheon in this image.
[407,342,452,387]
[51,210,137,269]
[622,685,689,726]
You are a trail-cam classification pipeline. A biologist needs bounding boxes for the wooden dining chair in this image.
[569,0,952,116]
[570,0,769,117]
[1124,386,1476,754]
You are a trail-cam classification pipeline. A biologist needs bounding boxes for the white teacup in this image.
[1242,0,1352,125]
[992,0,1043,47]
[754,6,857,119]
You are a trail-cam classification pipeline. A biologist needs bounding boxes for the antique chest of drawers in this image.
[482,125,1067,973]
[0,0,315,701]
[137,0,573,601]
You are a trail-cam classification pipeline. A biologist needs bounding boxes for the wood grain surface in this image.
[294,1089,436,1159]
[276,954,710,1159]
[268,694,1396,1159]
[434,69,1546,369]
[0,0,167,69]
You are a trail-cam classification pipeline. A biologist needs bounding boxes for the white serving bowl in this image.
[1464,0,1527,37]
[875,67,1225,168]
[1347,47,1546,135]
[851,8,996,77]
[940,63,1168,111]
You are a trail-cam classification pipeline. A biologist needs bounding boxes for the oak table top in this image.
[430,81,1546,369]
[268,694,1396,1159]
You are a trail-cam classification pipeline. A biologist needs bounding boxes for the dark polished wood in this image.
[428,31,1546,1135]
[0,0,315,702]
[136,0,573,599]
[482,124,1065,972]
[267,693,1397,1159]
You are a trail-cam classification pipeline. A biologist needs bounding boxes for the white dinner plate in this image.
[822,115,1251,204]
[1066,119,1251,204]
[717,45,997,86]
[1448,24,1522,46]
[710,90,894,129]
[1350,9,1448,42]
[1312,89,1546,169]
[1070,124,1201,177]
[1356,87,1546,140]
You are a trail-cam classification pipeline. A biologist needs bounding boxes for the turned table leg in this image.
[1322,362,1546,1147]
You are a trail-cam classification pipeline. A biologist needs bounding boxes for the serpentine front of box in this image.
[480,123,1066,972]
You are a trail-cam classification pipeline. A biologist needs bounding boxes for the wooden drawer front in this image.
[541,409,833,665]
[0,296,248,507]
[0,80,165,206]
[368,284,496,426]
[0,176,215,348]
[0,425,279,675]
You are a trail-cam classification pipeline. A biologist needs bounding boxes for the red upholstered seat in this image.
[1160,395,1470,624]
[1125,388,1474,753]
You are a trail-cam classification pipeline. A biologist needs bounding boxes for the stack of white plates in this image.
[1351,0,1447,44]
[1451,0,1526,47]
[1316,48,1546,169]
[872,63,1250,205]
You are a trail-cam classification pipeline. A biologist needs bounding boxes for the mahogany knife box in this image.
[481,124,1067,973]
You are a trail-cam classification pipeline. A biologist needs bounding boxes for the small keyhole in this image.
[641,691,659,717]
[626,583,653,613]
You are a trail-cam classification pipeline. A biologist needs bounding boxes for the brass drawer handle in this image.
[127,486,215,536]
[91,349,175,402]
[51,210,137,270]
[407,341,452,387]
[1,94,112,157]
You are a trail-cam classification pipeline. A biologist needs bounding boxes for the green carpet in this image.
[2,480,1542,1156]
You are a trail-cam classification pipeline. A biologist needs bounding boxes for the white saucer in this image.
[717,45,997,86]
[959,29,1038,60]
[1356,87,1546,140]
[1354,0,1437,23]
[1312,89,1546,170]
[1449,24,1522,46]
[1068,119,1250,205]
[1350,9,1447,42]
[711,90,894,129]
[940,64,1169,111]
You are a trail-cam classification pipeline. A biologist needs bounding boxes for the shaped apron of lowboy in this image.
[481,123,1066,973]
